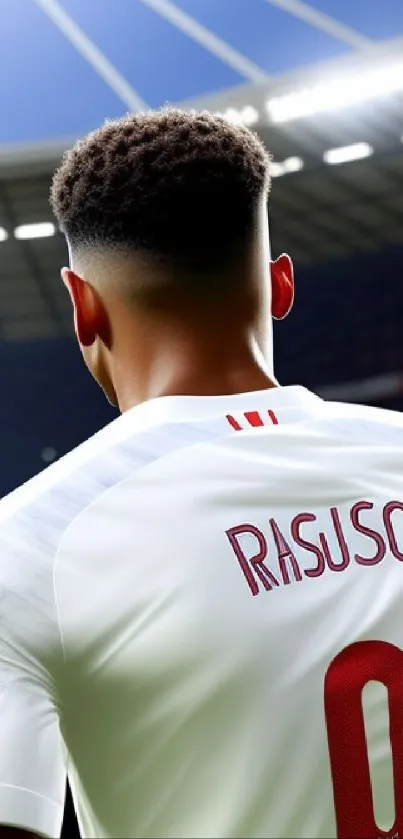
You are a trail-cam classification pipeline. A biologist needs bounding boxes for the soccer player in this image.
[0,109,403,839]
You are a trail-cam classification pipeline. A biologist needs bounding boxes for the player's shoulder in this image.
[0,408,153,631]
[0,403,192,650]
[0,407,148,532]
[323,397,403,441]
[0,396,214,547]
[0,415,121,618]
[0,413,121,527]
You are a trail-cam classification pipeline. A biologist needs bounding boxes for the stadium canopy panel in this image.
[1,0,403,148]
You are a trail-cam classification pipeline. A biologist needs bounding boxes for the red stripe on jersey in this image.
[226,409,279,431]
[226,414,243,431]
[244,411,264,427]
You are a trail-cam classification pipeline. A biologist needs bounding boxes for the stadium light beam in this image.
[0,227,8,242]
[323,142,373,165]
[14,222,56,240]
[271,156,304,177]
[224,106,260,126]
[266,62,403,123]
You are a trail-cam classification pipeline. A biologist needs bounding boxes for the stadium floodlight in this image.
[271,156,304,177]
[266,62,403,123]
[282,156,304,173]
[14,222,56,240]
[240,105,259,125]
[323,142,373,165]
[0,227,8,242]
[224,106,260,126]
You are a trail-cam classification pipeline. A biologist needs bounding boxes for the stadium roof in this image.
[1,0,403,148]
[0,0,402,344]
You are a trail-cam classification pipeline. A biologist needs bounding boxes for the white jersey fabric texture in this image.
[1,385,403,838]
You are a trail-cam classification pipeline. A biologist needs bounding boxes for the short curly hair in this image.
[50,108,271,274]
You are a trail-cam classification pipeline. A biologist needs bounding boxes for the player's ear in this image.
[61,268,108,347]
[270,253,294,321]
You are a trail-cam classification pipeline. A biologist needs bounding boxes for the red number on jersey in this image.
[324,640,403,838]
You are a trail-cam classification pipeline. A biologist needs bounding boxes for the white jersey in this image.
[2,385,403,839]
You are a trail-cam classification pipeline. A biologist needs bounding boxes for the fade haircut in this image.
[50,108,271,278]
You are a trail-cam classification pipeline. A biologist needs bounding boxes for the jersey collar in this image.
[120,386,323,430]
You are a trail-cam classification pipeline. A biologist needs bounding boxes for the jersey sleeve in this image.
[0,530,67,838]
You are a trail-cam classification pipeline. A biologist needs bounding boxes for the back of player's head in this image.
[50,108,271,294]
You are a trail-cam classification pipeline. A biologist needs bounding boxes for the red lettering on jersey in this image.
[269,518,302,585]
[320,507,350,572]
[226,524,280,596]
[350,500,386,565]
[325,641,403,839]
[291,513,325,578]
[227,498,403,597]
[383,501,403,561]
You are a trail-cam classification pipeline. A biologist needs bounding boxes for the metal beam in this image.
[33,0,149,112]
[139,0,270,85]
[263,0,372,50]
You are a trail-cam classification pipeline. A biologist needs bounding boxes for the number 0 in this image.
[324,640,403,838]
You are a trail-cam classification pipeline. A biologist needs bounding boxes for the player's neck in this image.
[114,332,277,412]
